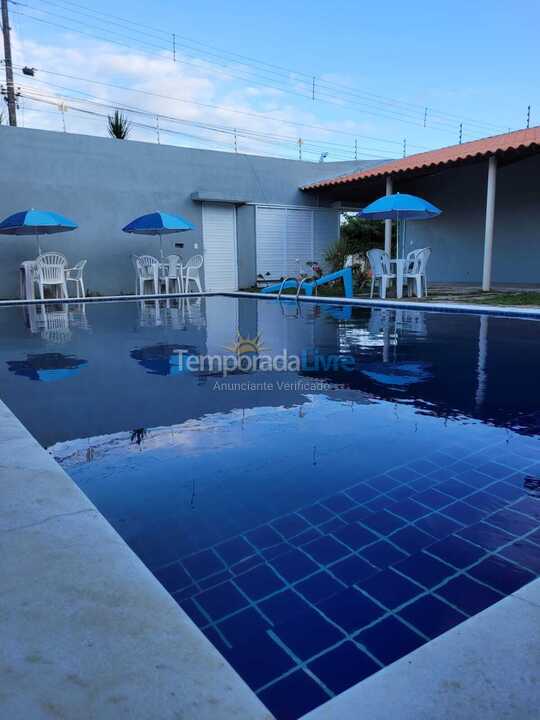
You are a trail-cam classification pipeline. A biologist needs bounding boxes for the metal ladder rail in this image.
[296,277,319,298]
[277,276,299,299]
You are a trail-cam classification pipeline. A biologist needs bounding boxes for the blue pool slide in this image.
[260,267,353,298]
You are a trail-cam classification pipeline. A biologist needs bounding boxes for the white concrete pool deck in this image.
[1,293,539,719]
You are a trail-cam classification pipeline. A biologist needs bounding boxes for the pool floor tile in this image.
[273,606,344,660]
[332,522,379,550]
[288,527,322,547]
[442,501,487,525]
[435,478,476,499]
[435,574,503,615]
[234,563,285,601]
[317,587,385,633]
[214,536,255,565]
[321,493,356,513]
[245,524,283,549]
[487,508,539,536]
[182,548,225,580]
[217,606,269,646]
[308,641,380,694]
[359,540,408,569]
[179,597,208,627]
[358,568,423,609]
[194,580,248,621]
[340,505,375,523]
[258,669,330,720]
[413,488,454,510]
[398,594,467,639]
[414,512,463,540]
[393,552,455,588]
[457,521,515,551]
[303,535,351,564]
[223,632,295,693]
[464,491,506,514]
[153,562,192,593]
[511,497,540,521]
[347,481,380,503]
[295,571,345,604]
[258,589,311,625]
[329,554,379,585]
[486,481,524,502]
[390,525,435,554]
[299,504,334,525]
[468,555,536,594]
[361,509,406,535]
[271,513,310,539]
[499,540,540,574]
[269,548,319,583]
[367,474,401,492]
[391,498,431,521]
[356,615,426,666]
[426,535,485,569]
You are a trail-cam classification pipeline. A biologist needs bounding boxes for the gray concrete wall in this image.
[0,126,380,297]
[394,153,540,283]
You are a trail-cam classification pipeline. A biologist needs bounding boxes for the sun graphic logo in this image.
[226,331,266,356]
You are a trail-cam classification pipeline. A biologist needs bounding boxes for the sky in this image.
[4,0,539,162]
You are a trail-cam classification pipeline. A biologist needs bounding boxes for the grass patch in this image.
[462,292,540,307]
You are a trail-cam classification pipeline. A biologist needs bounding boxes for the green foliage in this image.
[107,110,131,139]
[324,214,385,272]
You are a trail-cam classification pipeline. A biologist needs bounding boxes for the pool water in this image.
[1,297,539,720]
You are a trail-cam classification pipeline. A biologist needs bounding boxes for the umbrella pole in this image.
[159,233,163,260]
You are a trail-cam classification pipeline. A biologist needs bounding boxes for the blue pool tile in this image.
[359,540,407,569]
[398,594,466,639]
[362,509,406,535]
[392,498,430,522]
[511,497,540,521]
[318,517,347,534]
[457,522,514,551]
[476,461,513,480]
[365,495,398,512]
[414,512,463,540]
[153,562,191,592]
[172,584,199,602]
[182,548,225,580]
[356,616,426,665]
[262,542,290,561]
[303,535,350,564]
[332,522,379,550]
[195,581,248,621]
[245,524,282,549]
[215,536,255,565]
[442,501,486,525]
[390,525,435,554]
[487,509,539,536]
[321,493,356,513]
[295,571,344,604]
[308,641,379,694]
[317,587,384,633]
[288,527,322,547]
[499,540,540,574]
[231,555,263,575]
[201,625,228,654]
[393,552,455,588]
[358,568,423,609]
[435,479,475,499]
[455,468,496,488]
[407,475,440,492]
[299,504,334,525]
[427,535,485,569]
[340,505,375,523]
[436,574,503,615]
[487,481,524,502]
[428,451,457,468]
[330,555,379,585]
[258,669,329,720]
[413,488,454,510]
[367,474,400,492]
[224,633,295,693]
[270,549,319,583]
[258,589,310,625]
[530,529,540,547]
[273,606,344,660]
[199,569,233,590]
[386,465,422,483]
[179,597,208,626]
[347,481,380,503]
[386,484,416,502]
[217,606,269,646]
[235,563,285,601]
[463,491,506,514]
[271,513,310,539]
[468,555,535,594]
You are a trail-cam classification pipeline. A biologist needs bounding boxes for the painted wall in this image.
[390,154,540,283]
[0,126,380,298]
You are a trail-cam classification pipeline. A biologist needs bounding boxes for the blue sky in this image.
[7,0,539,160]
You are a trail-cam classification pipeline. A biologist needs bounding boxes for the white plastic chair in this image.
[135,255,159,295]
[405,247,431,298]
[160,254,184,294]
[183,254,203,293]
[65,259,87,298]
[367,249,396,299]
[36,253,68,300]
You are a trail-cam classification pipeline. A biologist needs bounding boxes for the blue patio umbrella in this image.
[122,211,194,259]
[359,193,441,257]
[0,209,78,255]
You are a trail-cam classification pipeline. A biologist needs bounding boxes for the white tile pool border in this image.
[1,293,539,719]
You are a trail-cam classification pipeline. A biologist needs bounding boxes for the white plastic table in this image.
[19,260,38,300]
[389,258,407,299]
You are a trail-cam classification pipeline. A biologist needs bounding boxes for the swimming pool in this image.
[1,296,539,719]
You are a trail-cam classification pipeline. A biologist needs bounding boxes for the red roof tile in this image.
[302,126,540,190]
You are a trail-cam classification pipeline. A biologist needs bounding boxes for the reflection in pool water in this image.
[0,297,539,719]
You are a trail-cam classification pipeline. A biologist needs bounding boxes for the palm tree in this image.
[107,110,130,139]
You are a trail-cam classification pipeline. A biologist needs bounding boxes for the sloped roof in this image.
[302,126,540,190]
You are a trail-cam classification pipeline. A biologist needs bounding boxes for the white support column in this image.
[384,175,393,255]
[482,155,497,291]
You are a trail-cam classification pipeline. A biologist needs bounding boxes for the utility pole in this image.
[1,0,17,126]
